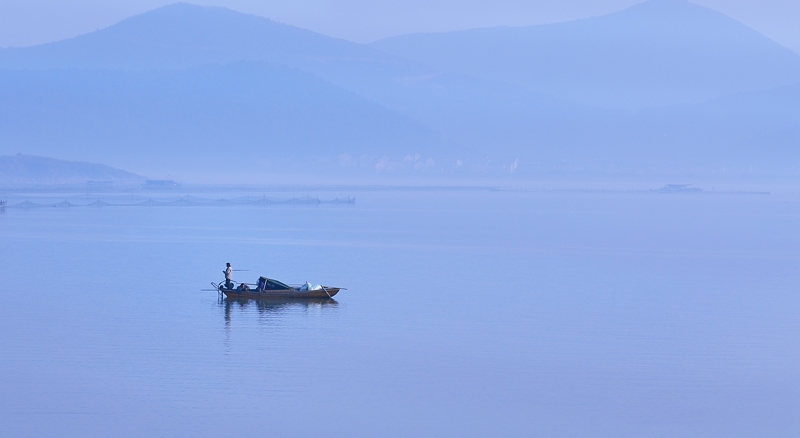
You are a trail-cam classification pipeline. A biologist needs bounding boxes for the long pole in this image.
[321,285,332,299]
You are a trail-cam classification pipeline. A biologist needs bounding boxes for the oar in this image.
[321,285,332,299]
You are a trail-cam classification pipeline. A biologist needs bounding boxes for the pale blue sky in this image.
[1,0,799,53]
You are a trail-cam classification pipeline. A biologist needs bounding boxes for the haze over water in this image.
[1,189,798,437]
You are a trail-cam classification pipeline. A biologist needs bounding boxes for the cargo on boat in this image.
[213,277,342,299]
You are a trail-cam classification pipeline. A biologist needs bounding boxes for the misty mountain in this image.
[0,154,144,185]
[631,82,800,171]
[0,2,606,172]
[0,2,798,178]
[0,2,425,100]
[0,62,436,174]
[373,0,800,110]
[0,2,562,124]
[0,3,387,71]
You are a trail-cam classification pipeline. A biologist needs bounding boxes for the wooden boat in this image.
[214,277,342,299]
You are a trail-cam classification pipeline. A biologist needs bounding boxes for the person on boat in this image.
[223,263,233,289]
[240,283,250,291]
[256,276,267,292]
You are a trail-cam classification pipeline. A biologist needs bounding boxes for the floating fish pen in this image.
[1,195,355,209]
[653,184,702,193]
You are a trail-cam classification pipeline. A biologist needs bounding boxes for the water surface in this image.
[1,190,798,436]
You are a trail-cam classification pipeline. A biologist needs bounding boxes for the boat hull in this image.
[222,287,340,299]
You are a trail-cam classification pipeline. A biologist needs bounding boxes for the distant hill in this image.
[0,3,462,175]
[372,0,800,109]
[0,1,422,97]
[0,3,599,173]
[1,2,799,179]
[0,2,524,126]
[0,154,144,185]
[0,3,383,70]
[0,62,436,175]
[630,82,800,172]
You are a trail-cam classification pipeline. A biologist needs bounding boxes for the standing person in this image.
[223,263,233,289]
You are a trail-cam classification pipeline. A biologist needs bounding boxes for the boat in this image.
[213,277,343,299]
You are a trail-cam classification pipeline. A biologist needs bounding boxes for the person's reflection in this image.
[223,296,232,326]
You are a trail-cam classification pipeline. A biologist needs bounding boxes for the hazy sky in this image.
[1,0,800,53]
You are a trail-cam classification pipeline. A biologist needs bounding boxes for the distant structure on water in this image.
[654,184,702,193]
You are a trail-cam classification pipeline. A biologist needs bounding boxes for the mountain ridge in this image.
[0,3,380,69]
[372,0,800,109]
[1,2,798,178]
[0,154,145,184]
[0,62,439,176]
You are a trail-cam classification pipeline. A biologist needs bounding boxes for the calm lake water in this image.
[1,189,799,437]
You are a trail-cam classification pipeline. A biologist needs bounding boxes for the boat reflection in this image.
[221,296,338,325]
